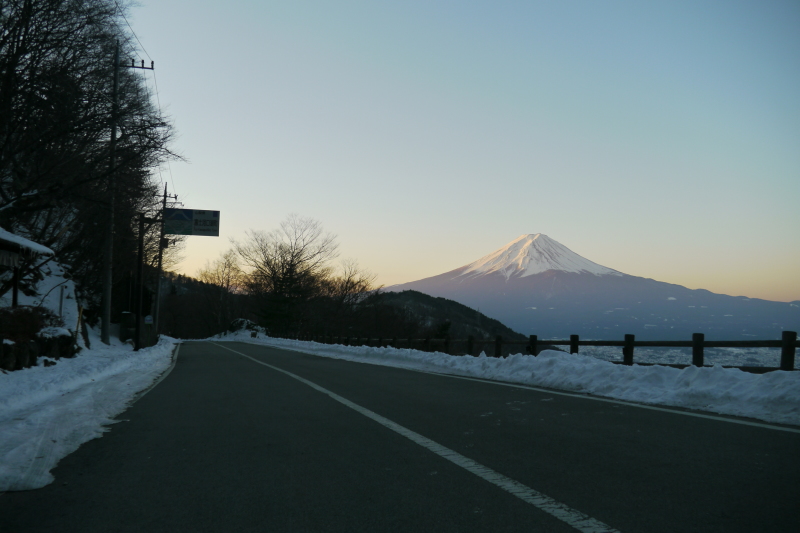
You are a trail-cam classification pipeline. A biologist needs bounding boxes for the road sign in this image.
[164,208,220,236]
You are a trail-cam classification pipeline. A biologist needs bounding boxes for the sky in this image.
[128,1,800,302]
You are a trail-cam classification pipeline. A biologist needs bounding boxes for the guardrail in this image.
[286,331,798,372]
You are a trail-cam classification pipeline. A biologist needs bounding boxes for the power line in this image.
[151,70,178,199]
[113,0,151,61]
[102,2,180,203]
[107,1,178,199]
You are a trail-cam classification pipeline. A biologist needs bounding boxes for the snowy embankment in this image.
[0,331,178,491]
[215,331,800,427]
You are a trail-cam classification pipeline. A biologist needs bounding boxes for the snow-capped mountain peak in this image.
[458,234,622,279]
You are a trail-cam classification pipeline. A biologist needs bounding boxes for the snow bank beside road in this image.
[217,332,800,427]
[0,333,177,491]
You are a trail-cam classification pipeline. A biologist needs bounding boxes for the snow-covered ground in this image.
[2,329,798,492]
[0,329,178,491]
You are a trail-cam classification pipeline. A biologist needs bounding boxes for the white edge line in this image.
[418,370,800,435]
[210,342,621,533]
[129,342,181,405]
[214,339,800,435]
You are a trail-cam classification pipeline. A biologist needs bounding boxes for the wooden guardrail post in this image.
[529,335,538,356]
[570,334,579,354]
[467,335,475,356]
[495,335,503,358]
[424,337,431,352]
[444,335,451,355]
[692,333,704,367]
[391,337,397,348]
[623,334,635,365]
[781,330,797,371]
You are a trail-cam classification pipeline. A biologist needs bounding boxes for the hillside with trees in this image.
[0,0,181,326]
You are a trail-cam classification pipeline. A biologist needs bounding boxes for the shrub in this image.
[0,306,65,343]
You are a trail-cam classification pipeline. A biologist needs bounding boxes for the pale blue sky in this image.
[131,1,800,301]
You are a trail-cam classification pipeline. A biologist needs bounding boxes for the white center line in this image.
[211,342,621,533]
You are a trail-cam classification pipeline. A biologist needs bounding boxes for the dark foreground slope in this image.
[377,290,527,341]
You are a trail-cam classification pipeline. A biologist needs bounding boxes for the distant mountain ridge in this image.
[388,234,799,340]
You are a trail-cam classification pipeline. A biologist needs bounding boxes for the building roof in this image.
[0,226,54,267]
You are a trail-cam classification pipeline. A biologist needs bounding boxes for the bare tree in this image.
[320,258,378,316]
[232,215,338,335]
[196,249,246,333]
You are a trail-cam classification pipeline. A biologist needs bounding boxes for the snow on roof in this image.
[0,226,54,256]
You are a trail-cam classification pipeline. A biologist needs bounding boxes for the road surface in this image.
[1,341,798,532]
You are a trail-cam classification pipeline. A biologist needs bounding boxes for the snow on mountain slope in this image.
[459,234,622,279]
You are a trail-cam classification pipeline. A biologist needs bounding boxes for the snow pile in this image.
[0,330,178,491]
[216,331,800,426]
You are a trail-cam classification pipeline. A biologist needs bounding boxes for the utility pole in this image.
[134,213,160,351]
[101,42,120,345]
[152,184,177,341]
[134,214,146,351]
[100,43,155,345]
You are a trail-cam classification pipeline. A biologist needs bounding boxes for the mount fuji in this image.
[387,234,799,340]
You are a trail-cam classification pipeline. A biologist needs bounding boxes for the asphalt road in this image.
[1,341,798,532]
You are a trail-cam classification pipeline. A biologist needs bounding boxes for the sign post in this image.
[135,208,220,351]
